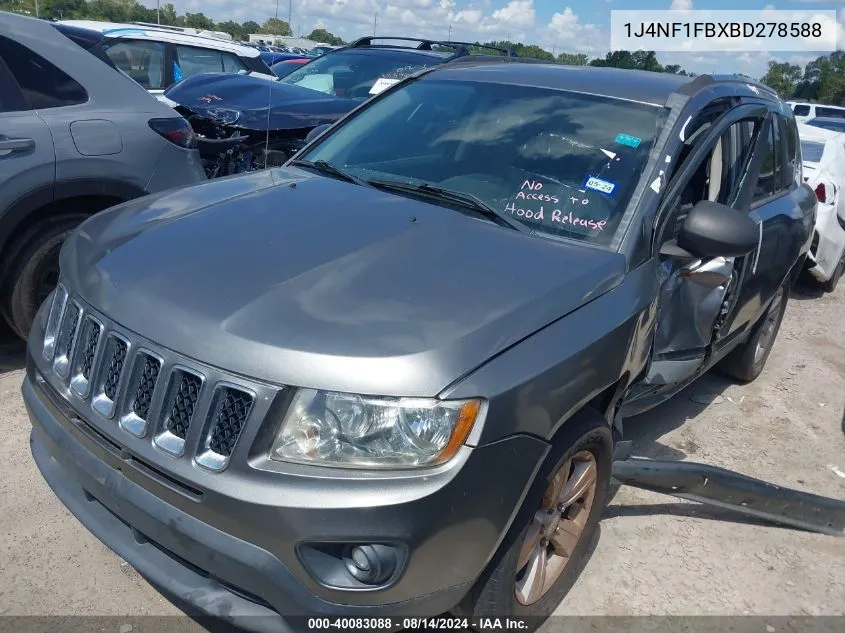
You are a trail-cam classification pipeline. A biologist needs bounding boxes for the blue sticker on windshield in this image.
[615,133,642,148]
[583,175,617,196]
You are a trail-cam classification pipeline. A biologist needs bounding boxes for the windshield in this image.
[280,51,439,100]
[801,140,826,164]
[808,118,845,133]
[299,78,661,247]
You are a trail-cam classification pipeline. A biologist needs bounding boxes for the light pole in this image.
[448,23,452,41]
[288,0,292,34]
[373,11,378,37]
[157,0,160,24]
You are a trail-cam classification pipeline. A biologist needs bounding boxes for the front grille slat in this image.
[53,302,81,378]
[166,373,202,440]
[104,340,128,401]
[209,389,254,457]
[81,325,100,379]
[132,356,161,420]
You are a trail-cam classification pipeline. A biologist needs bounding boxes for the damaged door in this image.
[626,104,769,411]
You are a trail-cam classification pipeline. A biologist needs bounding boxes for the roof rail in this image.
[346,36,515,58]
[129,21,233,41]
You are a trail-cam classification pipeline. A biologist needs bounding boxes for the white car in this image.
[797,122,845,291]
[787,101,845,123]
[56,20,274,98]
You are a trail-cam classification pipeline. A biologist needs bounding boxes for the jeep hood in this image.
[164,73,358,132]
[61,168,625,397]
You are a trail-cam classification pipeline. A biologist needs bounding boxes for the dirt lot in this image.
[1,283,844,627]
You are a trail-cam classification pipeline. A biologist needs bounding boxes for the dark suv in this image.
[25,63,814,631]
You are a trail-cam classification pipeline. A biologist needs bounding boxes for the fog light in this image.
[343,544,396,585]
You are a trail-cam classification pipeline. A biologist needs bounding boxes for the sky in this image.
[148,0,845,78]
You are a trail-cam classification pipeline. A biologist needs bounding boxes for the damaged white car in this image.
[798,123,845,291]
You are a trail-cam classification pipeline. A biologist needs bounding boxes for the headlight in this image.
[270,389,482,469]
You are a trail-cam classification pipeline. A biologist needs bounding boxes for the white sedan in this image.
[798,122,845,292]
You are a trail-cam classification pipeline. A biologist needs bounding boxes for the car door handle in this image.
[0,137,35,153]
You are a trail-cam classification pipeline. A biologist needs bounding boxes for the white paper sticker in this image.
[369,77,401,95]
[650,175,663,193]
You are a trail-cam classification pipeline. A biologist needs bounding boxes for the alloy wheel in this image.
[514,450,598,605]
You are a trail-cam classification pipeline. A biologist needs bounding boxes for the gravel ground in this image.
[0,283,843,629]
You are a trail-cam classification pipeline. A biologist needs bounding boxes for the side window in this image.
[752,118,777,202]
[0,35,87,109]
[772,114,783,192]
[222,53,247,73]
[174,46,240,79]
[815,106,845,119]
[792,104,811,117]
[103,40,165,90]
[0,57,28,113]
[780,115,800,189]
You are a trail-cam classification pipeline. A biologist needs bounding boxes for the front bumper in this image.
[25,359,548,631]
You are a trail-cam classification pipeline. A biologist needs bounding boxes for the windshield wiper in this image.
[367,180,530,233]
[291,159,368,186]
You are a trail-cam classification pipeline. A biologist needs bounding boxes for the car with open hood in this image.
[163,37,517,177]
[24,63,814,632]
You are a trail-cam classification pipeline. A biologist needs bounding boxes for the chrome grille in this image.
[41,284,274,473]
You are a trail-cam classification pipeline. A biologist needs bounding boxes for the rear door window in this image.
[103,40,165,90]
[0,35,87,109]
[752,117,777,203]
[815,106,845,119]
[174,45,246,80]
[792,104,810,117]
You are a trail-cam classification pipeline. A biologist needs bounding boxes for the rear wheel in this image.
[2,216,88,340]
[718,284,788,383]
[454,409,612,631]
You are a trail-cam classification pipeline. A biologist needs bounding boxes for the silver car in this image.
[0,11,207,339]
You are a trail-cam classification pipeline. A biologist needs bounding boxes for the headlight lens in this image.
[270,389,482,468]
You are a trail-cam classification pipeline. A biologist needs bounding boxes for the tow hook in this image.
[611,441,845,537]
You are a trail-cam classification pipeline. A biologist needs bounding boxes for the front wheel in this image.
[453,409,612,631]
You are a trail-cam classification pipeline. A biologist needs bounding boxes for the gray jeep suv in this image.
[24,62,814,631]
[0,11,206,339]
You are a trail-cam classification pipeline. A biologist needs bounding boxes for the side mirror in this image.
[305,124,331,144]
[677,200,759,259]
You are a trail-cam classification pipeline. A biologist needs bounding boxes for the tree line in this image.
[761,52,845,105]
[0,0,343,43]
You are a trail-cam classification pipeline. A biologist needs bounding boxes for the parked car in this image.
[25,64,814,631]
[797,123,845,291]
[309,45,340,56]
[270,57,310,78]
[804,116,845,134]
[0,11,207,339]
[787,101,845,123]
[260,50,308,67]
[56,19,274,98]
[164,37,517,177]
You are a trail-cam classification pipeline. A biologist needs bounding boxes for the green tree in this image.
[632,50,662,72]
[557,53,588,65]
[217,20,248,41]
[307,28,343,45]
[183,12,214,31]
[590,51,636,69]
[260,17,291,36]
[760,61,802,98]
[241,20,261,35]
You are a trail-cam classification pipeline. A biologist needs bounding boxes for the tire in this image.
[718,283,788,383]
[2,216,88,340]
[453,409,612,632]
[821,254,845,293]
